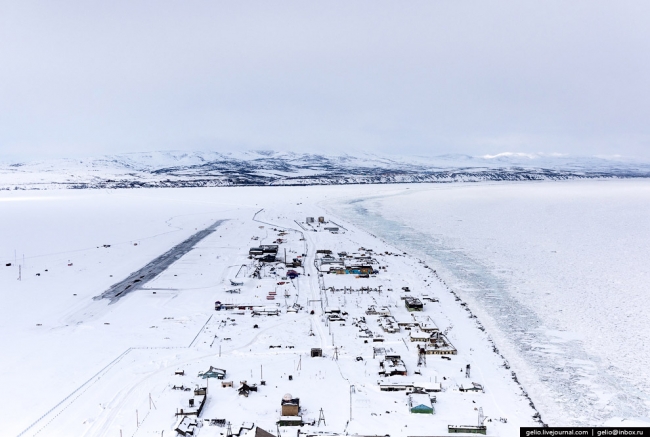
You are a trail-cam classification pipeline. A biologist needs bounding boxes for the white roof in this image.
[409,393,432,407]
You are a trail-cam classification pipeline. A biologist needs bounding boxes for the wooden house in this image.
[281,396,300,416]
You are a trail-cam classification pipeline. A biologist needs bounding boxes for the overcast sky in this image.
[1,1,649,161]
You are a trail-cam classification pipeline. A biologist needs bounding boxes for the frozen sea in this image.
[325,180,650,426]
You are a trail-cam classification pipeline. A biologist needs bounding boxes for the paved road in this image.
[94,219,225,303]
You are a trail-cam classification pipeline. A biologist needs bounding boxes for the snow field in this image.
[2,186,539,436]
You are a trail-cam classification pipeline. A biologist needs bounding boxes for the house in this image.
[448,425,487,434]
[404,297,424,311]
[260,254,276,263]
[413,382,442,392]
[324,306,341,314]
[379,383,413,392]
[412,314,439,333]
[238,381,258,397]
[174,416,198,436]
[278,416,302,426]
[409,393,434,414]
[459,382,484,393]
[378,316,399,333]
[281,395,300,416]
[198,366,227,379]
[249,247,264,257]
[249,245,279,258]
[253,306,280,316]
[241,427,276,437]
[409,329,431,342]
[378,355,407,376]
[419,333,458,355]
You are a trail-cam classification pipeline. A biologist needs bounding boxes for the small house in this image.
[198,366,226,379]
[409,393,434,414]
[281,396,300,416]
[174,416,198,436]
[238,381,258,397]
[405,297,424,311]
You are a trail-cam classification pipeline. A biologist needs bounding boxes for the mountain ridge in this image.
[2,150,649,190]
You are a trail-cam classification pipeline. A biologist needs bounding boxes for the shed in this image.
[311,348,322,357]
[409,393,434,414]
[281,395,300,416]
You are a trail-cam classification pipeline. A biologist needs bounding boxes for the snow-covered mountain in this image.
[1,150,649,190]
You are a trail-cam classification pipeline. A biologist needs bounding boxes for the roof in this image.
[409,393,432,408]
[255,428,275,437]
[281,398,300,406]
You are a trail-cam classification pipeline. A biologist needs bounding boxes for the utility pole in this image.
[349,385,355,422]
[136,409,139,427]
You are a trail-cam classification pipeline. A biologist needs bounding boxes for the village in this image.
[123,211,535,437]
[7,203,539,437]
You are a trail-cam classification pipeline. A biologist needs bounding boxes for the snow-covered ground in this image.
[1,186,538,437]
[2,180,649,436]
[325,180,650,427]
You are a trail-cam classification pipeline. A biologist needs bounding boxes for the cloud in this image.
[1,1,649,160]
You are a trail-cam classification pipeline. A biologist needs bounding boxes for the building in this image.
[278,416,302,426]
[306,217,315,223]
[379,355,407,377]
[409,329,431,342]
[414,382,442,392]
[252,306,280,316]
[378,316,399,333]
[409,393,434,414]
[198,366,227,379]
[318,216,325,223]
[404,297,424,311]
[412,314,439,333]
[174,416,198,436]
[448,425,487,434]
[249,245,279,258]
[311,348,322,357]
[281,395,300,416]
